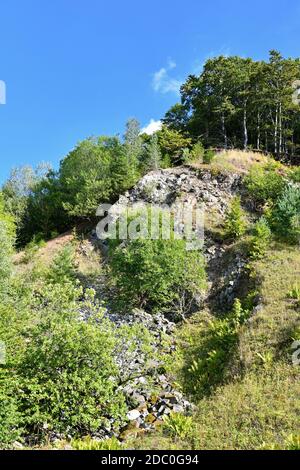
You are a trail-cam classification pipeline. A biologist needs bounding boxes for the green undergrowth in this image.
[132,242,300,450]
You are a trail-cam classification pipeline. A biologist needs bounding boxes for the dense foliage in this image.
[163,51,300,161]
[109,236,206,317]
[0,239,156,447]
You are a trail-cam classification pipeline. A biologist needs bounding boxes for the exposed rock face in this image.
[116,166,241,215]
[78,308,193,440]
[87,166,250,441]
[98,166,246,310]
[113,309,194,438]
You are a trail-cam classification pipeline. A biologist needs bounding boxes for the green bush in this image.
[190,142,205,163]
[203,148,215,164]
[224,196,247,239]
[0,223,14,285]
[47,244,77,284]
[71,436,124,450]
[17,284,127,438]
[109,236,206,317]
[262,434,300,450]
[0,373,22,449]
[249,217,272,259]
[289,167,300,183]
[271,184,300,243]
[244,162,285,203]
[163,413,193,440]
[22,235,46,264]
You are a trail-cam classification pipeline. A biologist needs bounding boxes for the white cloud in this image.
[152,59,182,95]
[141,119,162,135]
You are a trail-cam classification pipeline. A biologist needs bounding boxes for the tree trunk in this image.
[221,113,227,149]
[279,102,282,154]
[274,104,278,155]
[243,101,248,150]
[257,112,261,150]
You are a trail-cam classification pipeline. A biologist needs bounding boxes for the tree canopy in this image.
[164,51,300,161]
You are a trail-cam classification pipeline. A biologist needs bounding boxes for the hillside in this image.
[2,150,298,450]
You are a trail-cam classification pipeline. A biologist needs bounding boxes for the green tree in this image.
[0,194,15,285]
[271,184,300,243]
[244,161,286,203]
[124,118,143,180]
[157,126,192,164]
[169,51,300,158]
[145,133,162,171]
[109,235,206,317]
[224,196,247,239]
[249,217,272,259]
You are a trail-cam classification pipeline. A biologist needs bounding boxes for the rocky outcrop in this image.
[102,166,246,310]
[116,166,241,214]
[87,166,251,441]
[112,310,193,431]
[78,307,193,440]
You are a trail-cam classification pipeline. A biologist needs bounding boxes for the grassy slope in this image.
[132,152,300,450]
[132,248,300,450]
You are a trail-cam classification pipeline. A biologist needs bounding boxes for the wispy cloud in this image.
[0,80,6,105]
[192,45,231,75]
[152,59,182,95]
[141,119,162,135]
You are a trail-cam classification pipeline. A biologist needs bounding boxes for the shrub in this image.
[0,195,15,286]
[203,148,215,164]
[163,413,193,440]
[249,217,272,259]
[47,244,77,284]
[190,142,205,163]
[22,236,46,264]
[224,196,247,239]
[289,167,300,183]
[109,236,206,317]
[271,184,300,243]
[17,284,127,438]
[288,284,300,308]
[0,373,22,449]
[0,193,16,240]
[285,434,300,450]
[71,436,124,450]
[0,223,14,285]
[244,162,285,203]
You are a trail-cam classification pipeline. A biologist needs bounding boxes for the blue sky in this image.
[1,0,300,182]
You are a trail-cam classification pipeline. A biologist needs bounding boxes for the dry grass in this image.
[13,230,103,284]
[192,150,271,174]
[14,231,74,266]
